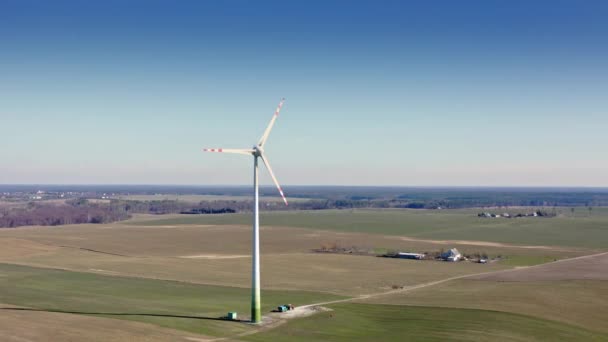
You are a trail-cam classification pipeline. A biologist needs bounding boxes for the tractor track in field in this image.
[32,240,133,257]
[206,251,608,342]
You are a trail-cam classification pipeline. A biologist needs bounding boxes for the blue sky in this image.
[1,1,607,186]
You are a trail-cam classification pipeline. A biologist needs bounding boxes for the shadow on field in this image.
[0,307,246,323]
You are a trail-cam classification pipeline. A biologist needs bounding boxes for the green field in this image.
[130,208,608,249]
[5,247,508,296]
[361,279,608,334]
[1,207,606,341]
[498,255,559,266]
[0,263,344,337]
[244,303,606,342]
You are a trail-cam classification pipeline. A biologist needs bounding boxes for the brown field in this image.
[469,252,608,281]
[396,235,578,251]
[0,219,597,298]
[1,218,591,259]
[2,218,595,296]
[0,225,510,296]
[0,304,211,342]
[0,237,59,259]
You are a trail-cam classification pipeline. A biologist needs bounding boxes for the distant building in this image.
[396,252,425,260]
[441,248,462,262]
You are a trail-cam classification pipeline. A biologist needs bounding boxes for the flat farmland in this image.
[360,253,608,334]
[0,303,211,342]
[0,263,344,337]
[3,250,508,296]
[128,208,608,249]
[0,208,606,341]
[3,219,587,260]
[0,225,510,296]
[470,251,608,281]
[244,303,606,342]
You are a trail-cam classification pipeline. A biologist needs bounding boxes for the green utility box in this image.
[227,312,237,320]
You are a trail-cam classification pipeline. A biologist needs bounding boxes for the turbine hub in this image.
[253,145,262,157]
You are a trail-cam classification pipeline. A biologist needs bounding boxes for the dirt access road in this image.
[207,251,608,342]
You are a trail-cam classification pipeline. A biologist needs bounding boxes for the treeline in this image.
[181,208,236,214]
[2,192,603,229]
[106,197,599,214]
[0,199,243,228]
[0,200,130,228]
[118,200,250,214]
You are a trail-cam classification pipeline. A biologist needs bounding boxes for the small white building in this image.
[441,248,462,262]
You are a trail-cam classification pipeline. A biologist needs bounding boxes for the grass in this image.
[244,303,607,342]
[1,218,589,298]
[3,247,508,296]
[129,208,608,249]
[1,208,606,340]
[1,224,520,297]
[0,263,344,337]
[498,255,559,266]
[361,279,608,334]
[0,304,217,341]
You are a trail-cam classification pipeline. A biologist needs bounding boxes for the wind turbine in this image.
[203,98,288,323]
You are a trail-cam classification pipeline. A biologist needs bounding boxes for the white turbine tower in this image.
[203,98,288,323]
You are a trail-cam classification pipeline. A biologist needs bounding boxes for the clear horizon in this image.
[2,184,608,191]
[1,1,607,187]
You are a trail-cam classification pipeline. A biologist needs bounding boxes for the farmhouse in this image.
[441,248,462,262]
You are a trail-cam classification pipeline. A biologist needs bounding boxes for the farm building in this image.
[396,252,425,260]
[441,248,462,262]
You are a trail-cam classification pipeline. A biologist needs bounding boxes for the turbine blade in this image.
[259,152,288,206]
[258,98,285,147]
[202,148,254,155]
